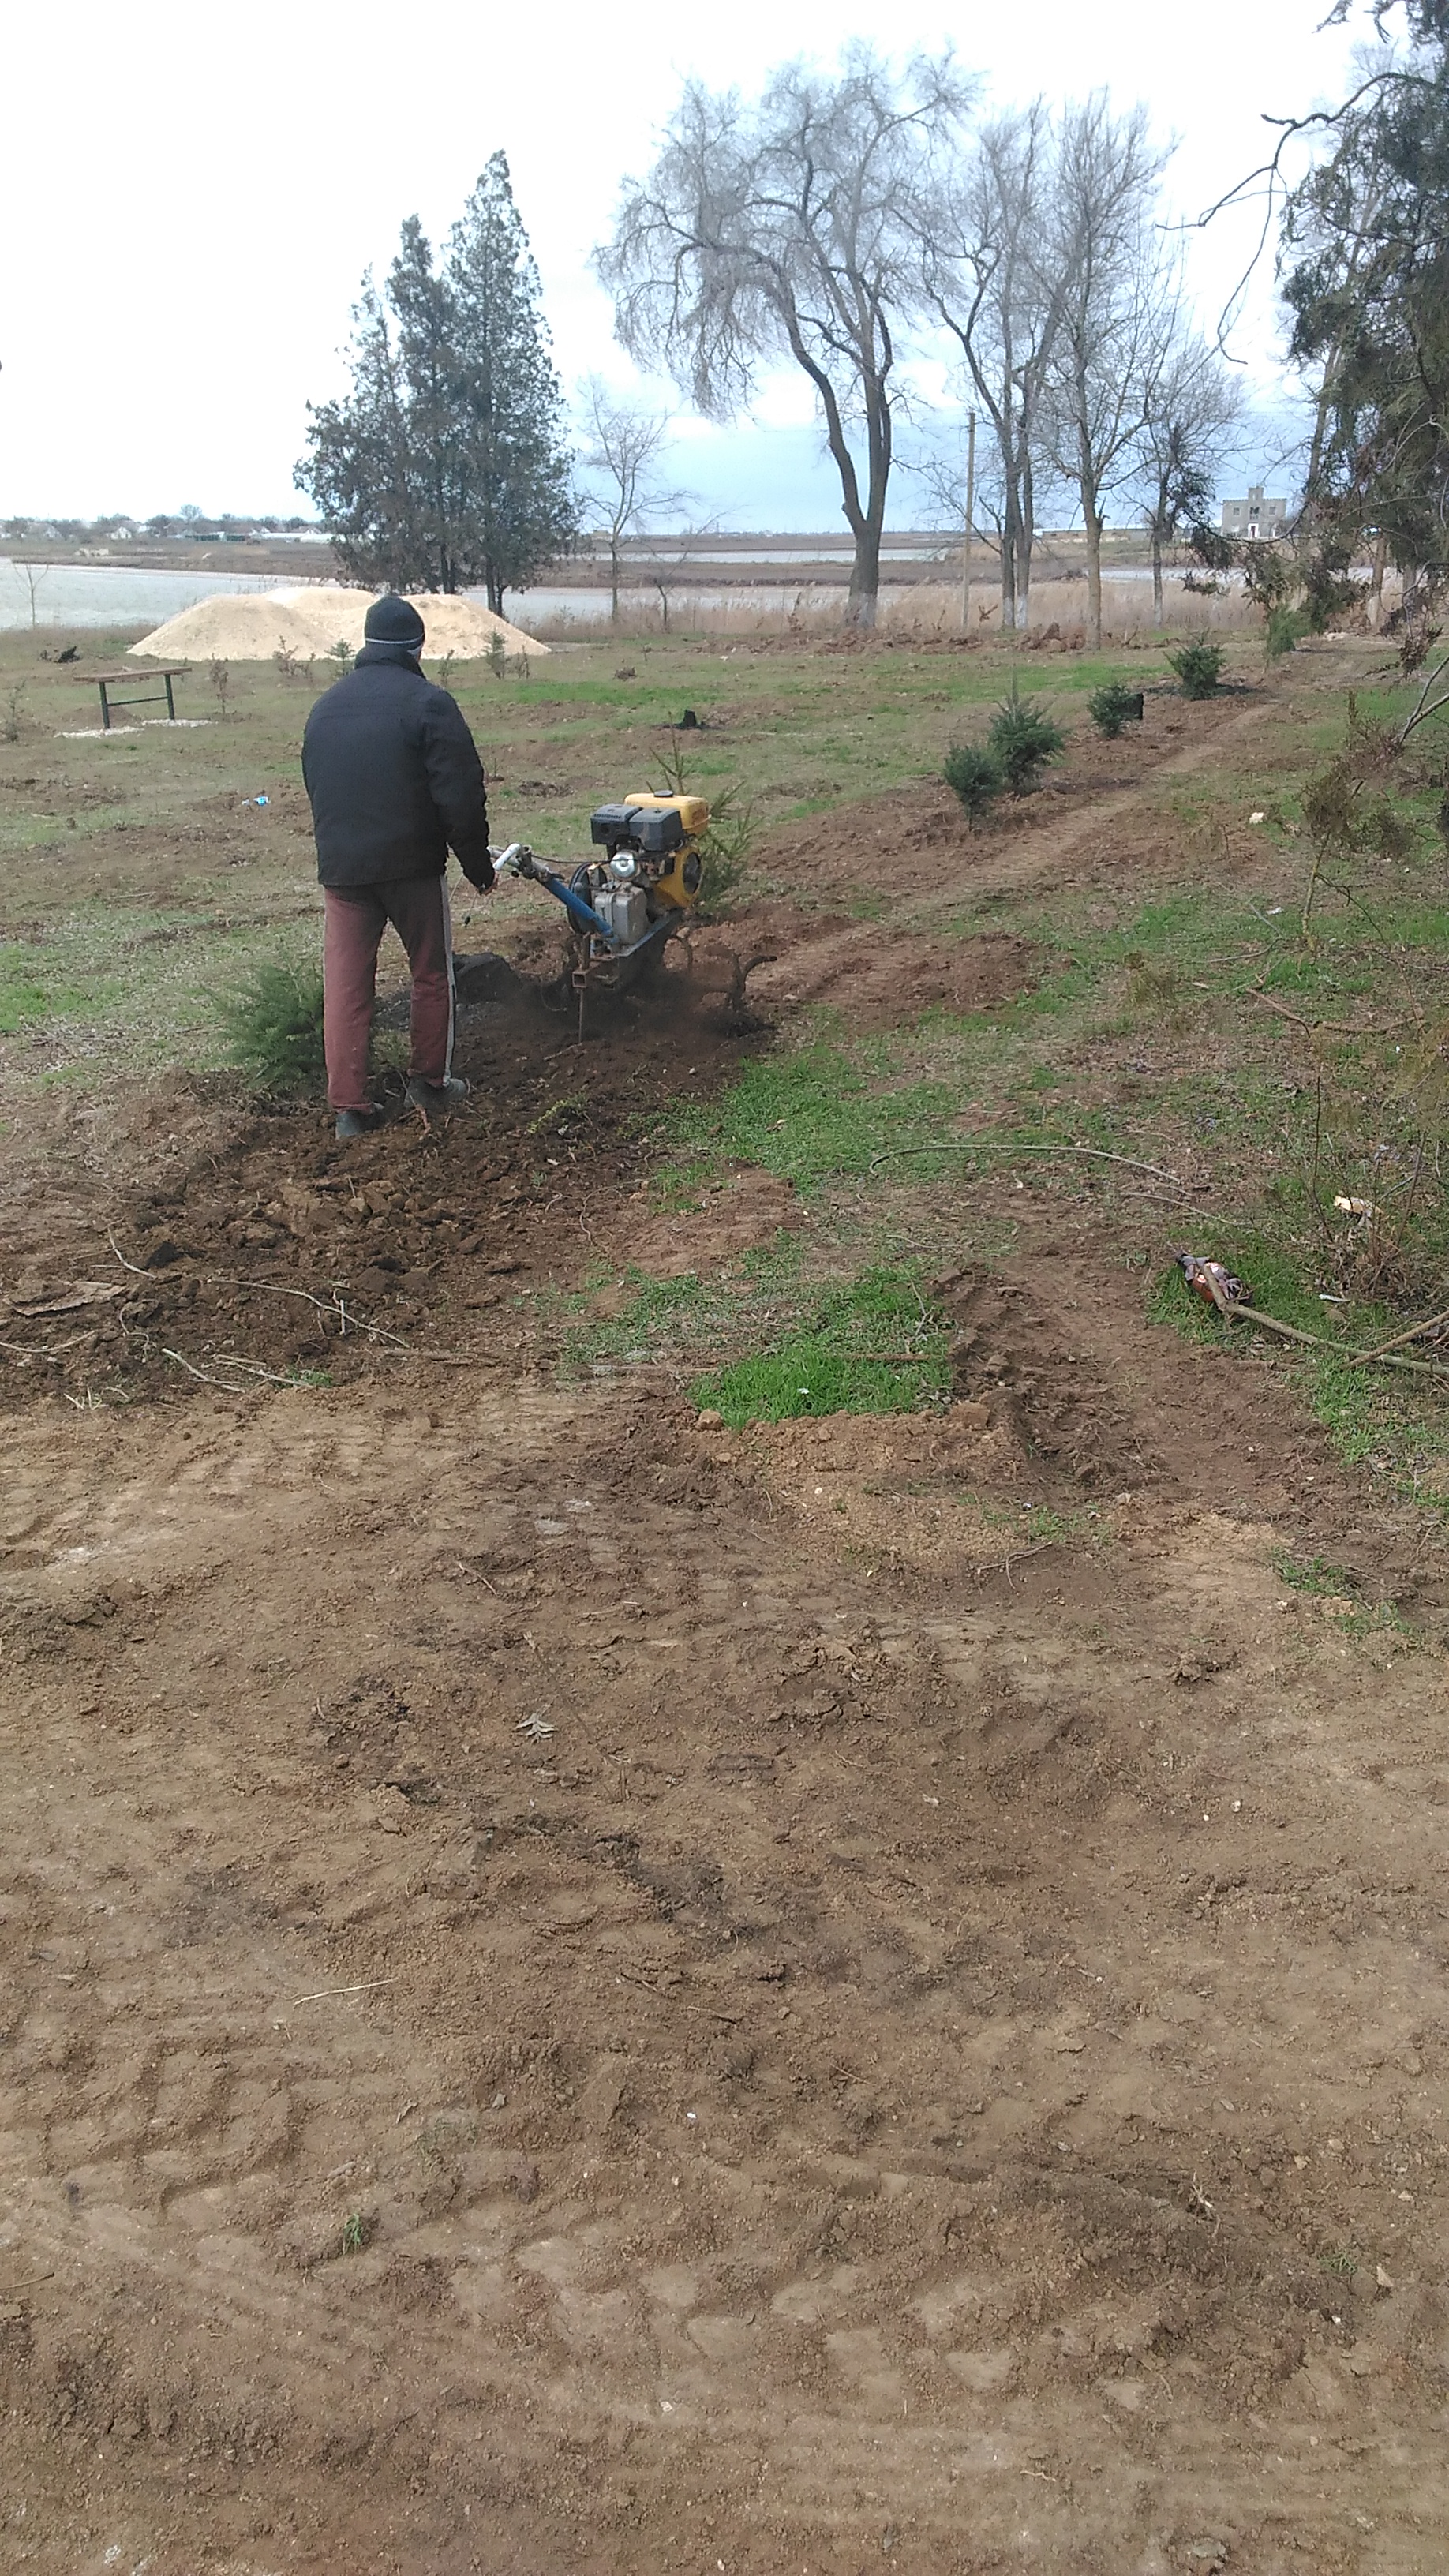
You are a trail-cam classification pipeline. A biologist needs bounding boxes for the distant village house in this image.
[1221,485,1288,541]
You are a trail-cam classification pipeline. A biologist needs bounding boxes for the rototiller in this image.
[491,789,708,1038]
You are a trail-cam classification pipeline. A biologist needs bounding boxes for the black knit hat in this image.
[365,592,425,648]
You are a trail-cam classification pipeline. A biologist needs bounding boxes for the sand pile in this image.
[129,586,547,664]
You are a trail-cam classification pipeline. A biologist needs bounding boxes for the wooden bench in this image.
[73,665,189,729]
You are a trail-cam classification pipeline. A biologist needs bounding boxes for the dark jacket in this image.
[301,640,492,889]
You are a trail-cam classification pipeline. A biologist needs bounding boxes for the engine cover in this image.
[589,802,684,856]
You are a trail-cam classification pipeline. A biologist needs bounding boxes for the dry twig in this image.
[614,1969,741,2025]
[287,1978,398,2006]
[163,1347,305,1390]
[107,1240,476,1368]
[1225,1303,1449,1380]
[1347,1305,1449,1368]
[107,1231,153,1278]
[867,1140,1200,1188]
[1244,988,1388,1039]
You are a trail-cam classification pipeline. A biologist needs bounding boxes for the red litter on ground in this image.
[1178,1253,1251,1312]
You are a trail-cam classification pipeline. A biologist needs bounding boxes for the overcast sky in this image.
[2,0,1360,531]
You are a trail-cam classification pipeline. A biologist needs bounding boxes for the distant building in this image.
[1221,485,1288,541]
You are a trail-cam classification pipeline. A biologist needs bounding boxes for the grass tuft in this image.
[1273,1548,1357,1597]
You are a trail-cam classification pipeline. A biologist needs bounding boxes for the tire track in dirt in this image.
[3,1241,1447,2570]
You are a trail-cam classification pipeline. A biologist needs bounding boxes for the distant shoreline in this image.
[2,528,1185,589]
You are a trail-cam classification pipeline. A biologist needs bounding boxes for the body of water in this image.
[0,556,1268,638]
[501,583,843,623]
[497,567,1249,625]
[0,560,283,631]
[614,543,953,564]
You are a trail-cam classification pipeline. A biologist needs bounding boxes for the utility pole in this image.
[960,410,976,634]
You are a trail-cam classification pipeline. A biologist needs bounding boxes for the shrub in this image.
[985,681,1065,794]
[1088,680,1144,739]
[942,741,1005,826]
[1166,638,1226,698]
[218,959,326,1091]
[1265,605,1310,661]
[698,781,757,912]
[649,730,756,912]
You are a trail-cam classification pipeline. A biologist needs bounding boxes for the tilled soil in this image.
[0,900,1039,1407]
[4,777,1449,2573]
[764,689,1298,911]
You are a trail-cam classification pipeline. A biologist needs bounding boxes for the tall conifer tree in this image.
[298,154,576,605]
[447,155,577,612]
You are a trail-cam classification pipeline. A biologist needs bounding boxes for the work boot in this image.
[335,1105,386,1140]
[405,1073,470,1117]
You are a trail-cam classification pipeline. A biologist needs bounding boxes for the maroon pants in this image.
[322,876,454,1111]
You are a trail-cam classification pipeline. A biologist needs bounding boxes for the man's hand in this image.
[463,857,496,893]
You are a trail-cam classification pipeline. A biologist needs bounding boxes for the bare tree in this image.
[19,560,51,627]
[1040,98,1173,648]
[912,442,1002,620]
[578,381,691,621]
[646,519,722,632]
[597,47,972,629]
[1138,334,1247,620]
[915,104,1067,630]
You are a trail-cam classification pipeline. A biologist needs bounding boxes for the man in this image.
[301,593,495,1140]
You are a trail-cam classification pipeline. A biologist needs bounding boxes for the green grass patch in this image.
[0,940,102,1032]
[0,802,137,853]
[691,1264,949,1425]
[1272,1548,1357,1597]
[0,905,332,1079]
[1339,1598,1416,1642]
[562,1267,730,1372]
[970,1496,1100,1548]
[558,1230,811,1375]
[560,1251,954,1426]
[655,1038,963,1201]
[1271,1547,1416,1643]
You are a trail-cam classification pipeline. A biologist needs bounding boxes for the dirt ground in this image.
[4,677,1449,2574]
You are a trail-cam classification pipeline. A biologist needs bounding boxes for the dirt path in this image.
[958,695,1271,900]
[752,688,1286,925]
[3,1224,1447,2575]
[4,679,1449,2572]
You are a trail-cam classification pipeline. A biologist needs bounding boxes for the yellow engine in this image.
[623,792,709,909]
[586,792,709,915]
